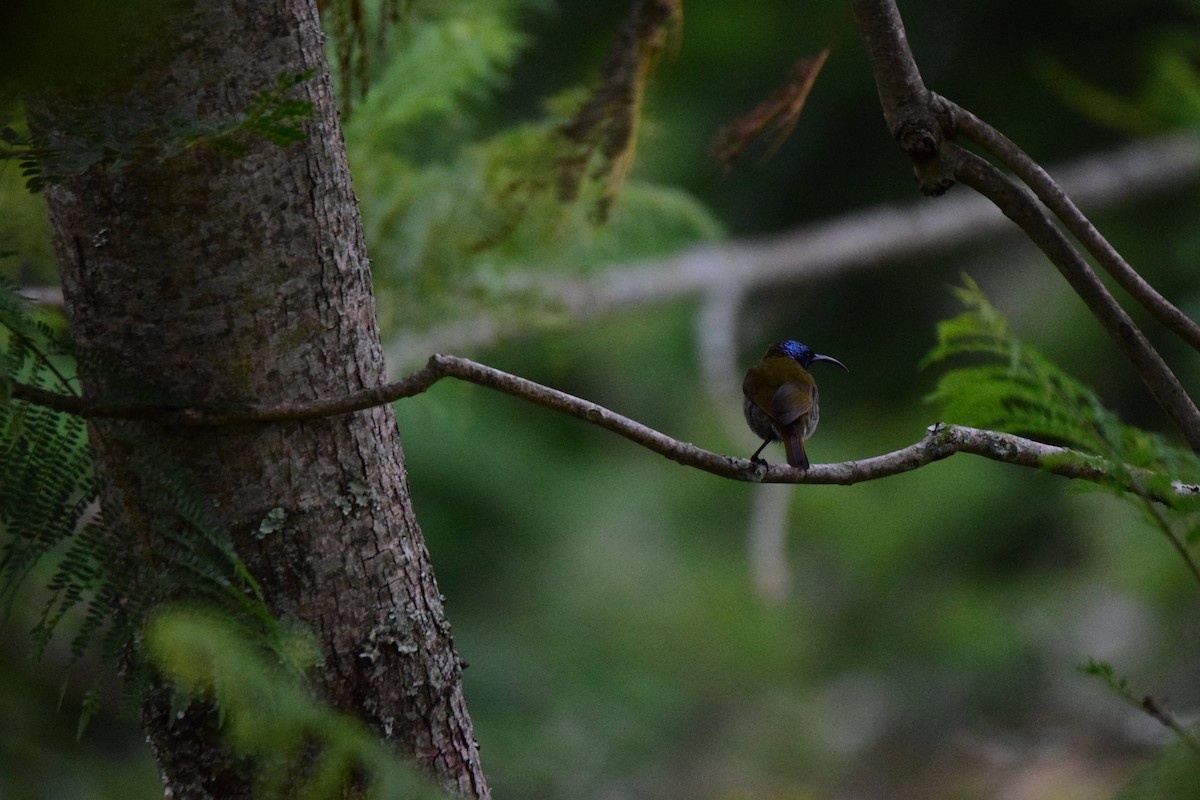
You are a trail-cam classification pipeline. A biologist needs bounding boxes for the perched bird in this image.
[742,340,847,469]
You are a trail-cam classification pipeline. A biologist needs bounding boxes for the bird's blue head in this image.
[769,339,848,371]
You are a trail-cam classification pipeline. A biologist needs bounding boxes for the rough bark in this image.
[25,1,489,797]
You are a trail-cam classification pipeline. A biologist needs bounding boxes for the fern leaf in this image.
[924,276,1200,485]
[1,277,284,716]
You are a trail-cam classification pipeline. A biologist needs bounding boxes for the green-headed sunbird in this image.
[742,339,847,469]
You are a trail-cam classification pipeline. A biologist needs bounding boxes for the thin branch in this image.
[951,102,1200,353]
[15,286,66,308]
[747,484,793,605]
[1138,695,1200,756]
[10,354,1194,500]
[1087,660,1200,756]
[949,145,1200,452]
[846,0,1200,451]
[1137,484,1200,586]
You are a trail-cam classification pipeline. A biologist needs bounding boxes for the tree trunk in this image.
[24,1,489,797]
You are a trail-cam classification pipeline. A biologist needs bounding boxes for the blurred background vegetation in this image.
[4,0,1200,797]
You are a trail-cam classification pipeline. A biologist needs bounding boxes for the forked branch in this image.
[847,0,1200,452]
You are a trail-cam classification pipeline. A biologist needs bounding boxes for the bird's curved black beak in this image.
[812,353,848,371]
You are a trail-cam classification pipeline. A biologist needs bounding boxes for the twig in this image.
[1139,696,1200,757]
[1086,660,1200,757]
[951,102,1200,353]
[10,354,1193,499]
[1137,484,1200,587]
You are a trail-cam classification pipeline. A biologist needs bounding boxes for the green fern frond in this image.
[1,278,283,720]
[346,4,528,149]
[928,277,1114,453]
[343,2,720,339]
[1,282,91,614]
[146,607,448,799]
[925,277,1200,585]
[356,117,722,334]
[924,276,1200,483]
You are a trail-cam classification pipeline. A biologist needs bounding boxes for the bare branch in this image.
[951,102,1200,353]
[845,0,925,128]
[15,286,65,308]
[846,0,1200,451]
[847,0,954,194]
[1138,695,1200,755]
[11,354,1191,500]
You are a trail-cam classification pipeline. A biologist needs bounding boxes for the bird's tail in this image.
[782,428,810,470]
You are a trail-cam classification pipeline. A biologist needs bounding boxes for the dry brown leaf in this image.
[711,49,831,172]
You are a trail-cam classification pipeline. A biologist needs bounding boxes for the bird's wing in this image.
[771,382,813,427]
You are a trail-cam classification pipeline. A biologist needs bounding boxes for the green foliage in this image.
[924,276,1200,574]
[178,70,317,156]
[342,0,721,340]
[925,276,1106,451]
[928,278,1200,793]
[2,69,316,197]
[146,607,447,800]
[0,123,45,193]
[924,277,1200,484]
[0,279,281,726]
[0,278,91,628]
[1083,659,1200,798]
[0,132,55,281]
[1034,29,1200,133]
[346,2,529,147]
